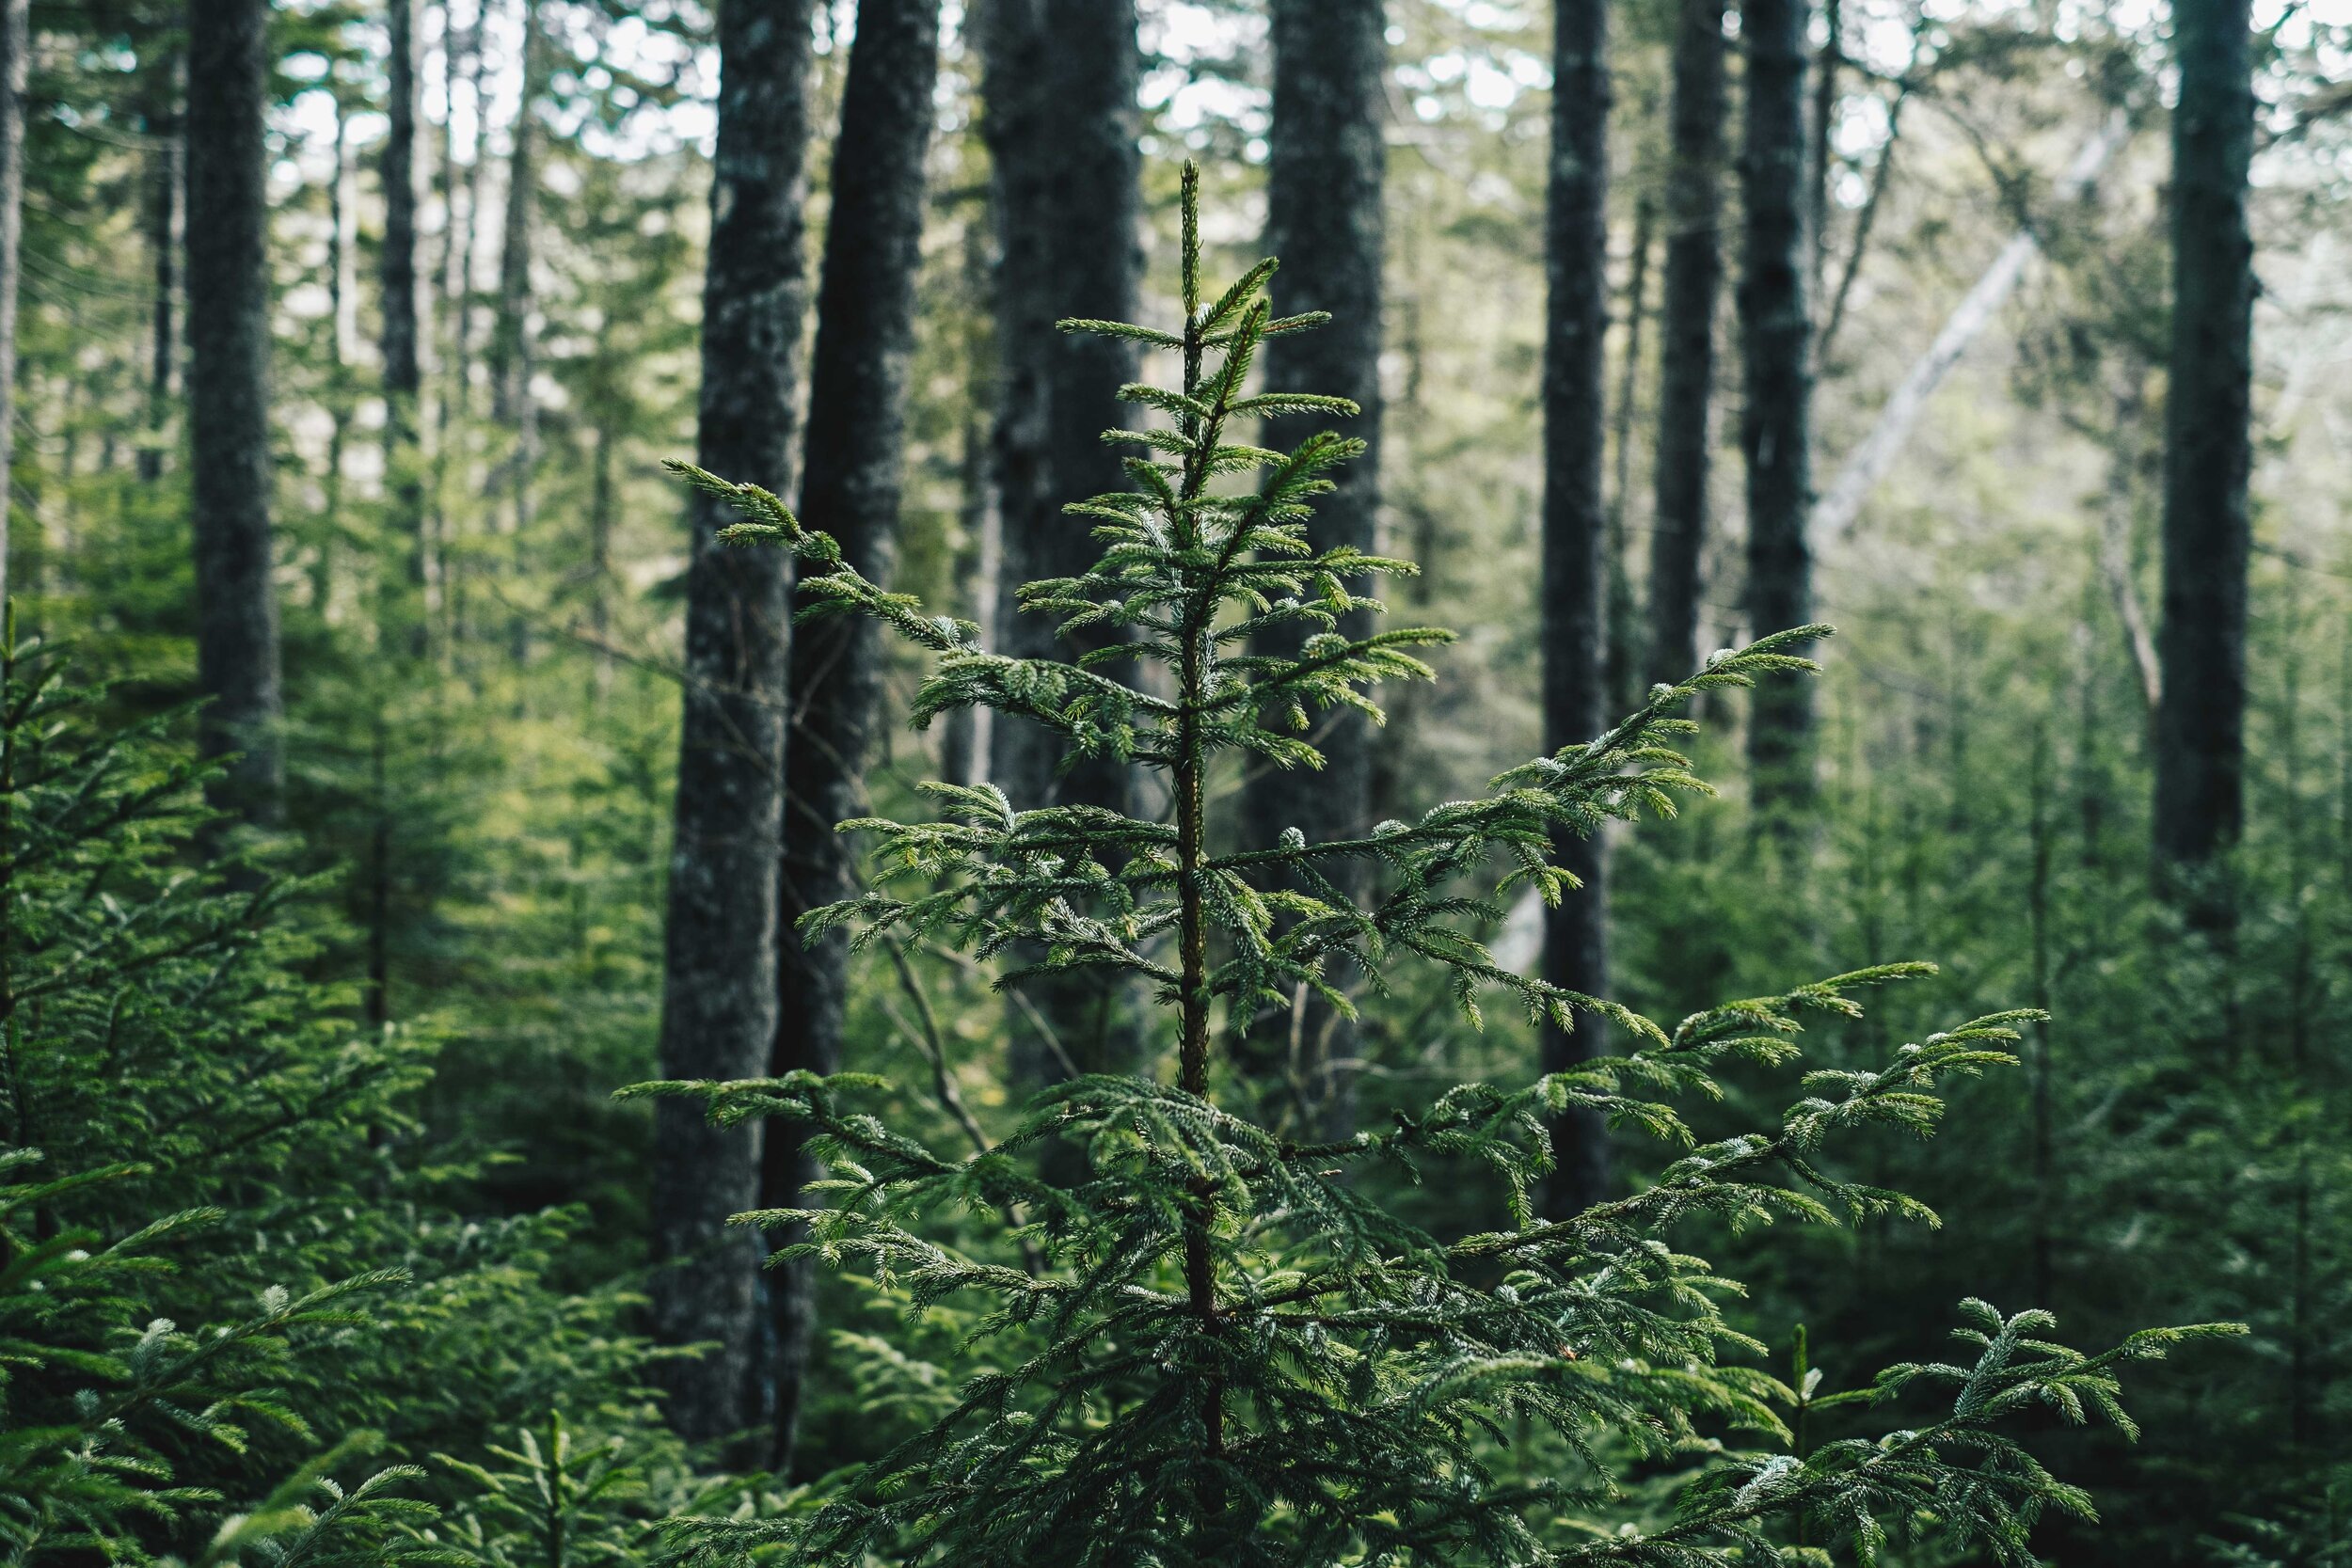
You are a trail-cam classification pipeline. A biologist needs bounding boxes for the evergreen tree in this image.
[638,166,2233,1567]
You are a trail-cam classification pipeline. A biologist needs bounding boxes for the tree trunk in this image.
[491,0,541,607]
[2152,0,2254,912]
[0,0,20,589]
[651,0,815,1457]
[1645,0,1726,691]
[490,0,536,431]
[1809,0,1839,296]
[1606,193,1651,713]
[767,0,941,1474]
[381,0,428,622]
[978,0,1144,1089]
[1738,0,1817,816]
[184,0,285,825]
[137,53,178,487]
[1539,0,1612,1218]
[1238,0,1386,1135]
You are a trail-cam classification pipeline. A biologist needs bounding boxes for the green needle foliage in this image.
[637,166,2239,1568]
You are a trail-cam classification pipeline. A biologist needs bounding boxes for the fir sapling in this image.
[633,165,2240,1568]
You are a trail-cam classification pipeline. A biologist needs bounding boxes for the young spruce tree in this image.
[640,167,2234,1567]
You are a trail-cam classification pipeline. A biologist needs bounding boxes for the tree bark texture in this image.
[1238,0,1386,1132]
[185,0,285,825]
[767,0,941,1473]
[1540,0,1612,1218]
[1645,0,1726,691]
[1739,0,1817,816]
[2152,0,2254,897]
[651,0,815,1456]
[978,0,1145,1086]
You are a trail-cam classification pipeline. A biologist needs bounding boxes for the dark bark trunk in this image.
[319,98,352,616]
[492,0,542,668]
[1606,193,1651,714]
[1645,0,1726,691]
[766,0,941,1474]
[940,205,1000,792]
[651,0,815,1458]
[2152,0,2254,918]
[1540,0,1612,1219]
[1809,0,1840,296]
[137,55,177,487]
[1739,0,1817,816]
[1237,0,1386,1135]
[0,0,19,591]
[979,0,1144,1089]
[490,0,537,432]
[382,0,428,617]
[185,0,285,826]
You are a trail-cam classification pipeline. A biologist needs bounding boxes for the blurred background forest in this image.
[4,0,2349,1561]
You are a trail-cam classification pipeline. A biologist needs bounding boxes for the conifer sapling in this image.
[635,165,2238,1567]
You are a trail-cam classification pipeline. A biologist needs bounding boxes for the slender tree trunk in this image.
[319,97,354,616]
[1239,0,1386,1134]
[979,0,1144,1088]
[1606,193,1651,713]
[940,203,999,791]
[137,54,178,487]
[382,0,429,626]
[1540,0,1612,1219]
[1739,0,1817,817]
[587,419,614,701]
[1809,0,1839,296]
[490,0,535,430]
[2152,0,2254,916]
[185,0,285,825]
[1645,0,1726,690]
[0,0,20,590]
[651,0,815,1457]
[766,0,941,1473]
[491,0,541,615]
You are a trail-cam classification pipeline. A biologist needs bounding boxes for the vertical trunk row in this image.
[2152,0,2254,915]
[1739,0,1817,816]
[1645,0,1726,690]
[185,0,285,826]
[767,0,942,1471]
[979,0,1144,1086]
[1539,0,1613,1218]
[1240,0,1387,1132]
[651,0,816,1456]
